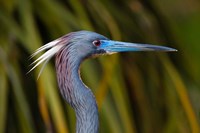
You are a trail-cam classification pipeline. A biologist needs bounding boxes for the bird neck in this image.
[55,47,99,133]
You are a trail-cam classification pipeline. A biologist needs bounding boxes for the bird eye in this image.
[92,40,101,47]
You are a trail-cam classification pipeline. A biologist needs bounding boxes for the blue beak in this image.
[98,40,177,53]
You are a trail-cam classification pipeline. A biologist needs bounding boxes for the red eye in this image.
[93,40,101,47]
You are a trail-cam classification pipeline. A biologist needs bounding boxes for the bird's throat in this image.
[55,47,99,133]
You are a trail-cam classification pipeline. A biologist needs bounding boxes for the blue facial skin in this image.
[98,40,177,53]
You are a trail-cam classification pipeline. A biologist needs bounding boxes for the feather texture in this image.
[29,38,64,78]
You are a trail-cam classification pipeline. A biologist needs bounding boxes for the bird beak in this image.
[98,40,177,54]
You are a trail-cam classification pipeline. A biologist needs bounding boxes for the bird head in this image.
[59,31,177,58]
[30,30,177,77]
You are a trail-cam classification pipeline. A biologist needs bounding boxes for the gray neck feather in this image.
[55,45,99,133]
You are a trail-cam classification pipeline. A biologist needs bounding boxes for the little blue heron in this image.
[30,31,176,133]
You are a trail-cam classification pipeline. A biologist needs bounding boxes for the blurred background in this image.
[0,0,200,133]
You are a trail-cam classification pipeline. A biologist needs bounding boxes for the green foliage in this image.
[0,0,200,133]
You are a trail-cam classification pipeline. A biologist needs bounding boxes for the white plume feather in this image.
[29,39,64,78]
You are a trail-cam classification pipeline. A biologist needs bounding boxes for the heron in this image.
[30,31,177,133]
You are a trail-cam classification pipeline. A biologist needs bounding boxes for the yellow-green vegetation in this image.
[0,0,200,133]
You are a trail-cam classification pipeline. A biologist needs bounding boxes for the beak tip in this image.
[169,48,178,52]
